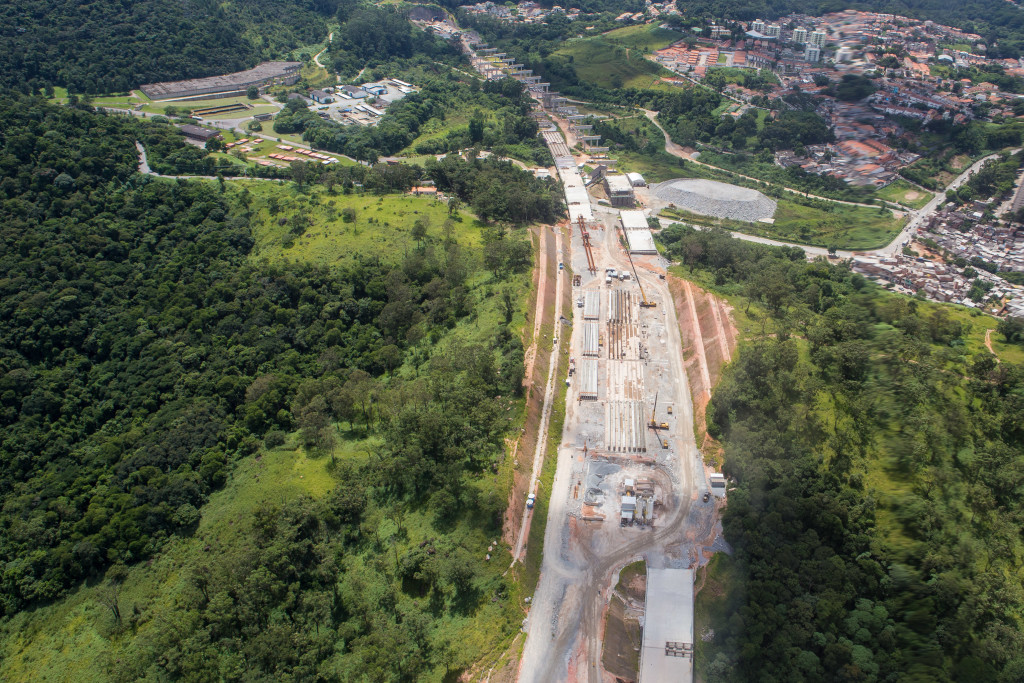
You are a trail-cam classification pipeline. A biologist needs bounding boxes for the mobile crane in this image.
[625,247,656,308]
[648,391,669,431]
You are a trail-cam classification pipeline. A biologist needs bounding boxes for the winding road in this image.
[643,109,1005,257]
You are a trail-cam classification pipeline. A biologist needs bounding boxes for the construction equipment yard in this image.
[517,128,727,682]
[460,38,735,683]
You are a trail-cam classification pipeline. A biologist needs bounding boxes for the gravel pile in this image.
[653,178,777,222]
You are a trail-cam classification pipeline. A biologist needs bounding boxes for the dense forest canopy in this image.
[0,0,336,93]
[659,225,1024,681]
[0,93,528,652]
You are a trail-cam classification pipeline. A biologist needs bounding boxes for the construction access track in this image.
[518,202,708,682]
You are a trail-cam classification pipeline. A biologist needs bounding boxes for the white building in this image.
[805,45,821,62]
[810,30,828,47]
[792,27,808,43]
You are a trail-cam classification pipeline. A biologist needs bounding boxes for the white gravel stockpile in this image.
[653,178,777,222]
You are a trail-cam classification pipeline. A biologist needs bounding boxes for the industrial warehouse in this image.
[140,61,302,100]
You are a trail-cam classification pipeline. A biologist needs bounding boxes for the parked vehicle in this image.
[526,493,536,509]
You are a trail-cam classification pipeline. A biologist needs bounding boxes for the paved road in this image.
[641,110,903,212]
[313,31,334,68]
[646,107,1007,258]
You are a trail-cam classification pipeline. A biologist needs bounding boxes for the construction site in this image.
[459,32,738,683]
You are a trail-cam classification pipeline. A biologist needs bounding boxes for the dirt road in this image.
[512,226,566,565]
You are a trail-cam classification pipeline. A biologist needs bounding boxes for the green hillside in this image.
[602,23,683,51]
[551,37,672,90]
[0,95,534,680]
[0,0,333,93]
[660,225,1024,681]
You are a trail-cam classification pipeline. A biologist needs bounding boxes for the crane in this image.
[625,247,656,308]
[648,391,669,431]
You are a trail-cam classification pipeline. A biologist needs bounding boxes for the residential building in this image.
[810,30,828,47]
[792,27,808,43]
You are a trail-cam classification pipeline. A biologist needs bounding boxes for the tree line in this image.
[0,0,334,94]
[659,224,1024,681]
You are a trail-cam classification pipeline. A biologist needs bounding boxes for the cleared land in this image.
[241,185,479,265]
[653,178,777,223]
[876,179,932,209]
[662,198,906,251]
[552,38,672,90]
[601,560,647,681]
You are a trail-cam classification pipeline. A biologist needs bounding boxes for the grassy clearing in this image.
[615,150,700,183]
[237,183,480,266]
[602,23,683,52]
[876,179,932,209]
[0,182,538,682]
[553,38,672,90]
[662,198,906,251]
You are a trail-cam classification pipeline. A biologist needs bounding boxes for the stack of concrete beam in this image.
[606,401,647,453]
[583,291,600,320]
[582,322,600,357]
[579,359,599,400]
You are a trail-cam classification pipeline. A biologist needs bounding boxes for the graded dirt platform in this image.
[653,178,777,222]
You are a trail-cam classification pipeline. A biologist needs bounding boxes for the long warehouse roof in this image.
[626,230,658,254]
[640,568,694,682]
